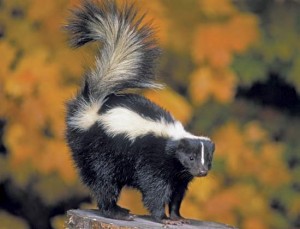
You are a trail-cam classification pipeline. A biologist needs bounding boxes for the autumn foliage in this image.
[0,0,299,229]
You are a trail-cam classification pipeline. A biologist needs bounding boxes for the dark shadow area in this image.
[0,179,90,229]
[0,119,7,155]
[236,73,300,116]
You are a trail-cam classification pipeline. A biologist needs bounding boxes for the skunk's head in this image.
[167,138,215,177]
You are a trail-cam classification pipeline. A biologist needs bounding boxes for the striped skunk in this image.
[65,0,215,224]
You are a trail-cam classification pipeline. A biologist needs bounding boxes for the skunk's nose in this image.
[198,169,208,177]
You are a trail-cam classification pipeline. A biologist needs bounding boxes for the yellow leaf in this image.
[5,123,32,165]
[210,68,236,103]
[199,0,237,16]
[214,122,291,186]
[0,42,16,77]
[180,199,202,219]
[189,67,236,105]
[259,143,290,187]
[118,188,148,215]
[35,141,76,183]
[51,215,65,229]
[188,176,220,204]
[203,188,241,224]
[0,211,29,229]
[244,121,268,143]
[290,198,300,217]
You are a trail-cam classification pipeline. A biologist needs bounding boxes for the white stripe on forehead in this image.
[200,141,205,165]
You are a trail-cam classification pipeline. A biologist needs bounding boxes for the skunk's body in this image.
[65,0,214,223]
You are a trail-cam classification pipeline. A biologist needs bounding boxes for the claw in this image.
[162,219,183,225]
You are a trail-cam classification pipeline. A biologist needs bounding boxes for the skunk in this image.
[65,0,215,224]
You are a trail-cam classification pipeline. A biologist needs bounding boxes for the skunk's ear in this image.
[165,140,180,153]
[178,138,190,149]
[205,140,215,155]
[166,138,191,154]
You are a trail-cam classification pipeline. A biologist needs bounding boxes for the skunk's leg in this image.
[140,179,172,223]
[142,189,168,222]
[168,186,189,224]
[94,181,133,221]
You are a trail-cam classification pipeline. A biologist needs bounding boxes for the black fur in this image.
[100,93,175,123]
[65,0,215,223]
[66,93,215,222]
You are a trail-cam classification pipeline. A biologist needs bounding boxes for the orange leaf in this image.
[189,67,213,105]
[193,14,258,67]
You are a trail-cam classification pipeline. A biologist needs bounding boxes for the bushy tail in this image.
[65,0,162,102]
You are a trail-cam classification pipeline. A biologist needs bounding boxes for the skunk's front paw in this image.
[116,205,130,214]
[99,206,135,221]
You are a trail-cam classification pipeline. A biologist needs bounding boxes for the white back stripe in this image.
[69,105,211,142]
[98,107,187,140]
[98,107,211,141]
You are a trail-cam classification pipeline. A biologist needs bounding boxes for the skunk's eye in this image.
[189,156,194,161]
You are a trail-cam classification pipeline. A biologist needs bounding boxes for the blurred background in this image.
[0,0,300,228]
